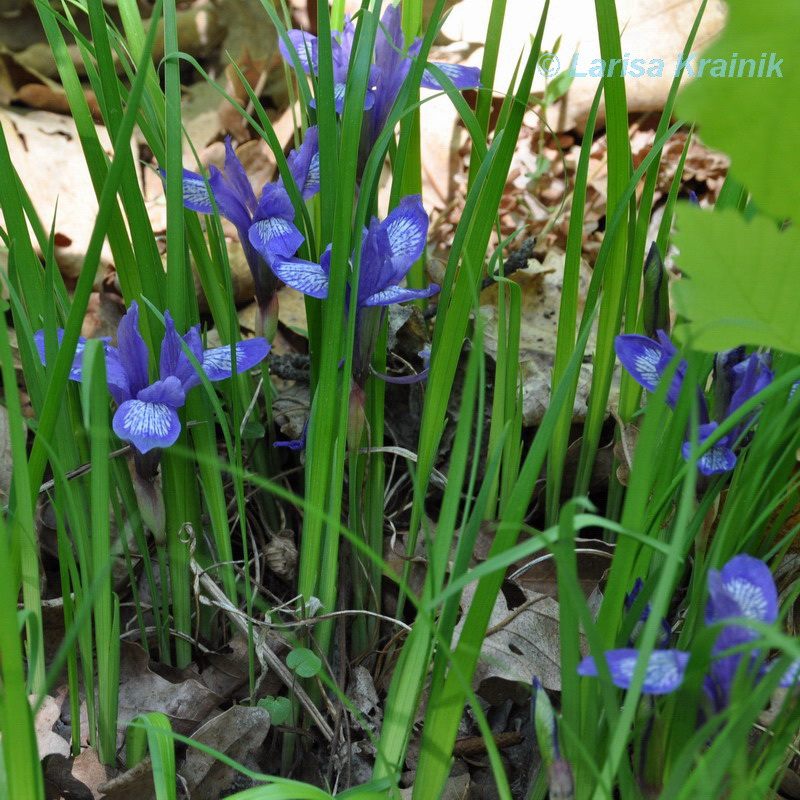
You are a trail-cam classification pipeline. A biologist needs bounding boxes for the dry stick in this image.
[184,529,335,743]
[357,446,448,490]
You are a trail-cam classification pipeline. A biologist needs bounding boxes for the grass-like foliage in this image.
[0,0,798,798]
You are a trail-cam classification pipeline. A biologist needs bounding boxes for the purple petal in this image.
[105,346,131,404]
[201,338,270,381]
[222,137,257,214]
[371,367,430,384]
[377,4,405,58]
[279,29,318,74]
[249,217,304,259]
[362,283,439,307]
[178,169,214,214]
[615,334,671,391]
[208,167,252,235]
[578,649,689,694]
[333,82,348,113]
[116,301,151,397]
[696,445,737,475]
[159,312,204,391]
[286,126,320,200]
[681,423,738,475]
[112,377,185,453]
[615,333,686,406]
[624,578,645,611]
[269,256,330,299]
[274,437,305,450]
[727,351,774,418]
[372,5,410,125]
[421,62,482,90]
[275,417,308,451]
[777,658,800,687]
[706,555,778,626]
[253,183,296,221]
[623,579,670,647]
[708,639,765,705]
[138,376,185,407]
[383,195,429,262]
[33,328,88,381]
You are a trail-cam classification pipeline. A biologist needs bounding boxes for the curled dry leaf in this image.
[196,633,251,700]
[32,692,70,759]
[97,754,156,800]
[179,705,271,800]
[42,754,95,800]
[346,665,383,736]
[117,641,224,740]
[452,581,587,698]
[263,529,298,581]
[71,747,110,800]
[510,537,614,600]
[272,382,310,443]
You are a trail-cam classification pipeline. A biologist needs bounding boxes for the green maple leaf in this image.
[672,205,800,353]
[676,0,800,220]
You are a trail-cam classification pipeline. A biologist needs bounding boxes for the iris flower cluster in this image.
[176,129,320,340]
[169,3,476,447]
[578,555,800,711]
[279,4,481,153]
[615,332,774,475]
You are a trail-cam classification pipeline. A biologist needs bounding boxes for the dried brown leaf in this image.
[179,705,270,800]
[117,642,223,738]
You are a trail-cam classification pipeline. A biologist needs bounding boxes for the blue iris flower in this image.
[280,4,481,142]
[578,555,800,707]
[172,129,320,339]
[267,194,436,387]
[615,332,774,475]
[34,301,270,457]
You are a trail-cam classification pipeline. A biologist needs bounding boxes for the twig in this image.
[357,446,448,490]
[183,527,335,743]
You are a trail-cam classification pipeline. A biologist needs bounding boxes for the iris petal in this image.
[719,555,778,623]
[279,29,318,75]
[286,127,320,200]
[778,658,800,687]
[208,167,252,234]
[160,312,204,392]
[105,347,131,404]
[362,283,439,307]
[222,137,257,214]
[269,256,330,299]
[384,195,428,262]
[578,649,689,694]
[420,62,482,90]
[113,378,185,453]
[201,338,270,381]
[116,301,151,397]
[249,217,304,259]
[33,328,88,381]
[178,169,214,214]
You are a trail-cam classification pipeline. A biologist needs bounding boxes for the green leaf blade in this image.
[672,205,800,353]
